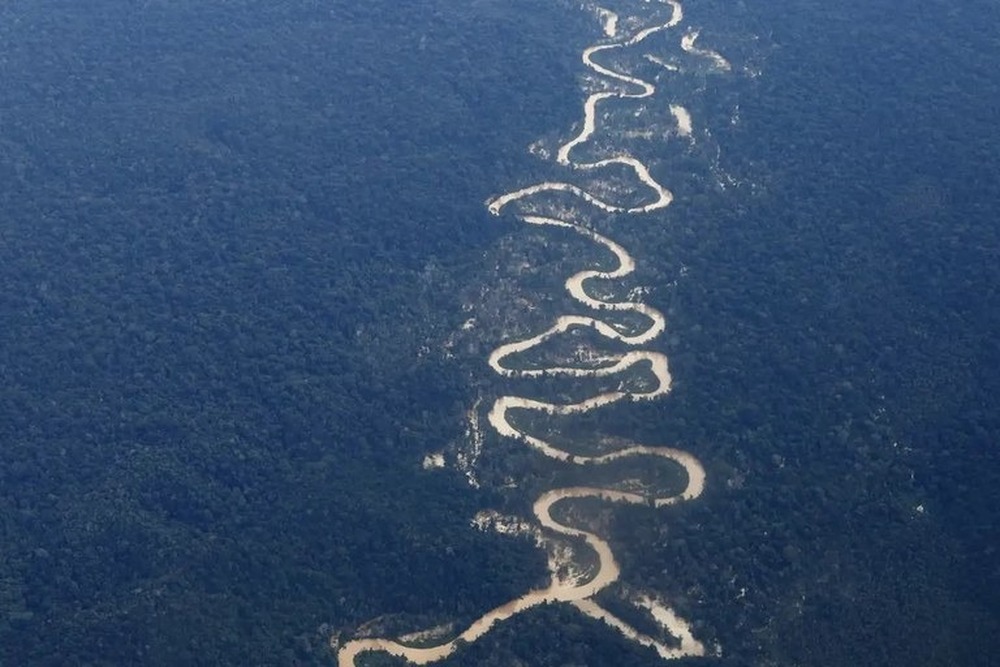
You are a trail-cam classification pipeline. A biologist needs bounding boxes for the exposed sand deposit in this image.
[336,2,731,663]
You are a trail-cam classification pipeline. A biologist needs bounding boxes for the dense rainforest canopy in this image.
[0,0,997,665]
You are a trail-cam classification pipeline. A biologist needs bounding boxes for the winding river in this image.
[336,1,729,663]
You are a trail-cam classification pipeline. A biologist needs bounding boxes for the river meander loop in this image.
[335,2,729,663]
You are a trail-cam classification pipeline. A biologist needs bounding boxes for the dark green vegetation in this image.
[0,0,997,666]
[0,0,578,663]
[610,0,1000,664]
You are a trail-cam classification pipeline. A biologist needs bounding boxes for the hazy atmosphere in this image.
[0,1,997,665]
